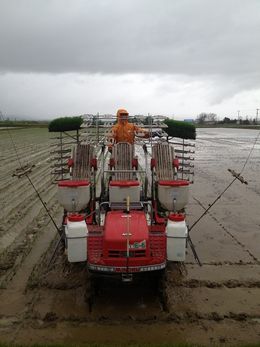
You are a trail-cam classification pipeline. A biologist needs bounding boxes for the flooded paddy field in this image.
[0,127,260,345]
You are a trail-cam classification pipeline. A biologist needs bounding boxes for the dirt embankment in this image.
[0,128,260,345]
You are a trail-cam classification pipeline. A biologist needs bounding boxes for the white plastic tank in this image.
[166,213,188,262]
[65,214,88,262]
[158,180,189,211]
[58,180,90,212]
[109,180,140,203]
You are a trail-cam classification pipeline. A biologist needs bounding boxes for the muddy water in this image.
[0,128,260,345]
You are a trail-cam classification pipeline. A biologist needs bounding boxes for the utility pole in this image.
[237,110,240,124]
[256,108,259,124]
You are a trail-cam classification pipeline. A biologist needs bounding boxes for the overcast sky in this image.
[0,0,260,120]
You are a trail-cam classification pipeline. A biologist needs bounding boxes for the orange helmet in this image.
[116,108,129,122]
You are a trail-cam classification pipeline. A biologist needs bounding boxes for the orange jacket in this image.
[111,109,147,144]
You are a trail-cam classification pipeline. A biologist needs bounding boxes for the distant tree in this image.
[196,113,217,124]
[223,117,231,123]
[207,113,217,122]
[242,118,250,125]
[196,113,207,124]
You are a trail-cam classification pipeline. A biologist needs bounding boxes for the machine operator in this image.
[108,108,148,151]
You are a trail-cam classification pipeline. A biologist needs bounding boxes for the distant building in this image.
[183,119,194,123]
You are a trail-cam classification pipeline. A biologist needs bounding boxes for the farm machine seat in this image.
[108,142,141,207]
[151,142,177,181]
[151,142,189,212]
[110,142,136,180]
[70,143,96,180]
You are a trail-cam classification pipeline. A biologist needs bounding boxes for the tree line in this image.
[196,113,259,125]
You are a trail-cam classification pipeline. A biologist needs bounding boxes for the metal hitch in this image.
[122,273,133,282]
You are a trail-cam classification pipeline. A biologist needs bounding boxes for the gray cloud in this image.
[1,0,260,118]
[1,0,260,78]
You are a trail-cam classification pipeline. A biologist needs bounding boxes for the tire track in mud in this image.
[0,206,62,347]
[0,129,51,183]
[0,128,62,289]
[0,182,57,252]
[192,195,260,264]
[0,171,51,209]
[0,151,51,192]
[0,195,62,287]
[186,260,258,265]
[1,129,260,345]
[164,274,260,327]
[172,276,260,288]
[0,164,51,203]
[0,165,53,217]
[27,249,168,322]
[0,160,56,263]
[0,146,49,167]
[1,152,53,216]
[10,187,258,325]
[0,154,50,183]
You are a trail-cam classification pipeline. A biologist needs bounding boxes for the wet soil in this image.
[0,128,260,345]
